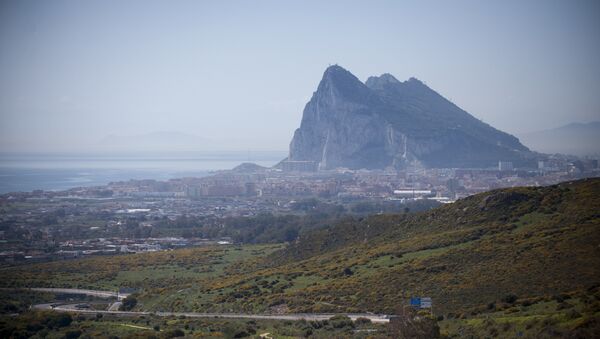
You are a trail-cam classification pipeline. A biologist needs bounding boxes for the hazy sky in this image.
[1,0,599,152]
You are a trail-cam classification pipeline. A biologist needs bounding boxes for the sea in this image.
[0,151,287,194]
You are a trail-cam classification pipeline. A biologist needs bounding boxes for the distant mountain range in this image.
[517,122,600,157]
[288,65,535,169]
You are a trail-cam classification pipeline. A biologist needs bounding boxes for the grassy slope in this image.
[1,311,383,339]
[1,179,598,320]
[194,178,600,315]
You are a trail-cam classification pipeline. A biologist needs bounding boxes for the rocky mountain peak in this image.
[322,64,352,78]
[365,73,400,89]
[404,77,429,89]
[316,65,372,103]
[288,66,534,170]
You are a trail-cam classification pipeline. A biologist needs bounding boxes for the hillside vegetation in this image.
[1,179,598,337]
[257,178,600,314]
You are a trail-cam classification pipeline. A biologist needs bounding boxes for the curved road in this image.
[27,287,130,300]
[27,287,389,323]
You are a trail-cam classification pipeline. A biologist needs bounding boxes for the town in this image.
[1,154,598,265]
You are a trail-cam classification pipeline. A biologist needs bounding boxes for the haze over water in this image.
[0,151,286,193]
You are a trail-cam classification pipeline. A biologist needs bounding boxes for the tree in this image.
[163,329,184,338]
[120,296,138,311]
[283,227,299,242]
[64,329,82,339]
[501,294,518,304]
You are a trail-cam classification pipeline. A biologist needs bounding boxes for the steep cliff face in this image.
[288,65,532,169]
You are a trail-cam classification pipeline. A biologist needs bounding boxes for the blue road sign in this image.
[410,297,432,309]
[421,297,432,308]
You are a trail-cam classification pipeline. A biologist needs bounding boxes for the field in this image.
[439,291,600,338]
[0,244,284,312]
[1,309,385,338]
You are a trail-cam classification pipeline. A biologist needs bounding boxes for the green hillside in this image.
[256,178,600,315]
[1,179,599,337]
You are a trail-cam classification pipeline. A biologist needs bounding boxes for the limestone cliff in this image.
[288,65,532,169]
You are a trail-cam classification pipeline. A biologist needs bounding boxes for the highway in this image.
[27,287,390,323]
[108,301,122,311]
[26,287,130,300]
[34,303,389,323]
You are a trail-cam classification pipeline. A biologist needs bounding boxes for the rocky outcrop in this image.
[288,65,533,170]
